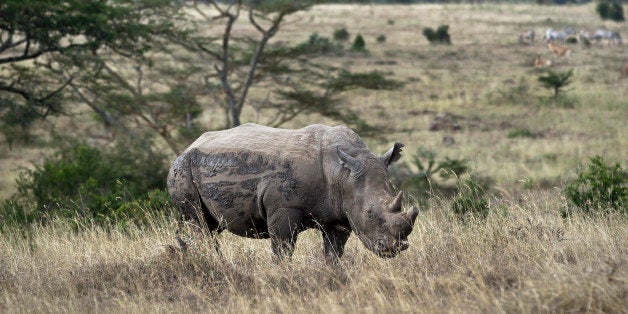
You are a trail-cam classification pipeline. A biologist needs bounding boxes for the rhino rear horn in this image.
[337,147,365,176]
[380,142,404,168]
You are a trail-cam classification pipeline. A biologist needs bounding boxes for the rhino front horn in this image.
[388,191,403,212]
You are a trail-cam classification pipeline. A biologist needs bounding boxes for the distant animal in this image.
[544,27,575,43]
[167,123,419,264]
[548,42,572,59]
[592,28,622,45]
[518,29,535,45]
[534,55,552,68]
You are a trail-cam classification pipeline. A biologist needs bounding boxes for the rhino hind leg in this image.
[267,207,304,259]
[322,226,351,265]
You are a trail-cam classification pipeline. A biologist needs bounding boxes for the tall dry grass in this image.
[1,191,625,312]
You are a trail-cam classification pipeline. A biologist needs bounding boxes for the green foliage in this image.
[422,25,452,45]
[489,77,536,107]
[248,0,314,15]
[0,199,36,228]
[564,156,626,216]
[376,34,387,43]
[596,0,625,22]
[451,177,490,221]
[507,128,539,139]
[1,138,170,225]
[325,70,405,92]
[0,0,186,149]
[581,36,592,48]
[565,37,578,44]
[538,69,574,98]
[390,147,469,202]
[350,33,367,52]
[293,33,343,55]
[333,27,350,41]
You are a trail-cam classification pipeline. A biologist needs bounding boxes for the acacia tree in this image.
[188,0,403,132]
[0,0,186,148]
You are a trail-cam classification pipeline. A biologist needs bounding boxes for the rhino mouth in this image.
[372,239,409,258]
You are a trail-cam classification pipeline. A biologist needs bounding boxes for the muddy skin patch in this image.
[240,178,260,191]
[189,151,276,178]
[276,162,298,201]
[200,181,253,208]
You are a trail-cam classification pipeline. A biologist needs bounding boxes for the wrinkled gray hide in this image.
[167,123,419,263]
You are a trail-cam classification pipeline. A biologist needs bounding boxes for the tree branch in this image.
[0,43,92,65]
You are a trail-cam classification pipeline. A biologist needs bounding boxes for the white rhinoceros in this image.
[167,123,419,263]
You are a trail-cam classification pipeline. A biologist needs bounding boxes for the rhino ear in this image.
[337,147,365,176]
[380,142,404,168]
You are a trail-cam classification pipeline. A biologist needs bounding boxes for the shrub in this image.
[507,128,539,139]
[451,177,490,220]
[538,69,573,98]
[333,27,350,41]
[376,34,387,43]
[564,156,626,216]
[565,36,578,44]
[294,32,343,55]
[350,33,367,52]
[422,25,451,45]
[596,0,625,22]
[390,147,469,202]
[2,138,170,224]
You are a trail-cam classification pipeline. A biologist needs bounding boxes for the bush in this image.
[390,147,469,202]
[507,128,539,139]
[564,156,626,216]
[596,0,625,22]
[293,32,343,55]
[333,27,350,41]
[350,33,367,52]
[422,25,451,45]
[2,138,171,224]
[565,36,578,44]
[538,69,573,98]
[376,34,387,43]
[451,177,490,221]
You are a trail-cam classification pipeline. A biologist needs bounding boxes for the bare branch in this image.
[235,10,287,117]
[193,0,214,20]
[195,42,222,60]
[248,9,266,34]
[68,81,119,127]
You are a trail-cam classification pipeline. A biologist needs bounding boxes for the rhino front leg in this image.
[322,226,351,265]
[267,208,304,259]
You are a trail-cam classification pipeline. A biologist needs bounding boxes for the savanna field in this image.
[1,2,627,313]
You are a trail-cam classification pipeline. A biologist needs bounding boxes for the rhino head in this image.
[337,143,419,258]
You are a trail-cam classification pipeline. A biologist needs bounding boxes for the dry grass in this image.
[1,192,626,312]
